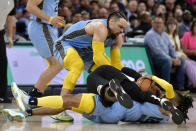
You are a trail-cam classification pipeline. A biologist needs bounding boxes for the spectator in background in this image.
[190,2,196,18]
[109,1,119,13]
[137,2,147,16]
[89,0,100,12]
[75,0,91,13]
[81,11,90,20]
[175,0,192,11]
[181,20,196,62]
[134,11,152,35]
[71,11,82,24]
[126,0,138,19]
[71,0,80,9]
[0,0,16,103]
[166,17,196,88]
[126,15,139,37]
[102,0,110,10]
[154,4,167,22]
[146,0,155,15]
[129,15,139,31]
[174,8,183,23]
[90,9,99,19]
[110,0,127,14]
[178,10,192,38]
[58,6,71,23]
[144,15,186,91]
[165,0,175,18]
[99,7,109,19]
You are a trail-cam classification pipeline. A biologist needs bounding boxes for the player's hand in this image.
[141,75,153,80]
[7,37,13,48]
[49,16,65,27]
[172,58,181,66]
[138,68,145,74]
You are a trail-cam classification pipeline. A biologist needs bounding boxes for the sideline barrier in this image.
[6,42,154,87]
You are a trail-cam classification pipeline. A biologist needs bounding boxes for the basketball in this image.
[137,77,153,91]
[137,77,161,96]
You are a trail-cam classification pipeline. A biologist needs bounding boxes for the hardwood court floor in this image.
[1,94,196,131]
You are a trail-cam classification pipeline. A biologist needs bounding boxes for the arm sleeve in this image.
[152,76,175,99]
[110,48,124,70]
[92,41,111,66]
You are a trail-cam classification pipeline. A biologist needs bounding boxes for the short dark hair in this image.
[107,10,127,28]
[129,15,137,22]
[176,92,193,123]
[152,13,164,22]
[107,10,127,22]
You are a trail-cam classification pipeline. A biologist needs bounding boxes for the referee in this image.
[0,0,16,103]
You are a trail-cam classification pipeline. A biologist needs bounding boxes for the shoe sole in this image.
[11,82,28,112]
[50,116,74,122]
[161,100,184,125]
[109,79,133,109]
[2,110,24,122]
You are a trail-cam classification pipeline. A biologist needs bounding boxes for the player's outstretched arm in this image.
[92,22,111,66]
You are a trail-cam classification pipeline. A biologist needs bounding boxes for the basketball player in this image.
[3,68,193,124]
[41,10,127,121]
[25,0,73,121]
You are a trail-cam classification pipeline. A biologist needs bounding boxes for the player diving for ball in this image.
[2,65,193,125]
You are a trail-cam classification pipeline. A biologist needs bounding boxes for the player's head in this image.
[174,92,193,122]
[107,10,127,37]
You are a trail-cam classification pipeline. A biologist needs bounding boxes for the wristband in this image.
[48,17,54,23]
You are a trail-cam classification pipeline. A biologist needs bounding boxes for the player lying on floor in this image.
[2,66,193,124]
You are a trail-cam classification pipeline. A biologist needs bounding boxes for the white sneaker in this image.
[50,111,74,122]
[2,109,27,122]
[11,82,30,112]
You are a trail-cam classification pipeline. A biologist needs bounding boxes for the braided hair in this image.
[176,92,193,123]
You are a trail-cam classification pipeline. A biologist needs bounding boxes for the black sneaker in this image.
[28,88,43,97]
[109,79,133,109]
[160,98,184,125]
[0,97,12,103]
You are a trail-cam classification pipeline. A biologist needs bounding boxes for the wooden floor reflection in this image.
[1,94,196,131]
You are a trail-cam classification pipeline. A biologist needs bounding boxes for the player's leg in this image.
[3,93,96,122]
[87,65,133,108]
[28,22,62,97]
[30,56,63,96]
[60,48,84,95]
[50,44,84,121]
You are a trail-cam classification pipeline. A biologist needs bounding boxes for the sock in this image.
[26,109,33,116]
[29,97,38,106]
[37,96,63,109]
[29,87,43,97]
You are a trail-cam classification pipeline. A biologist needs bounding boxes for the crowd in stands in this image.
[6,0,196,91]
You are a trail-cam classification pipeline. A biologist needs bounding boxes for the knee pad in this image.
[62,48,84,90]
[72,93,95,114]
